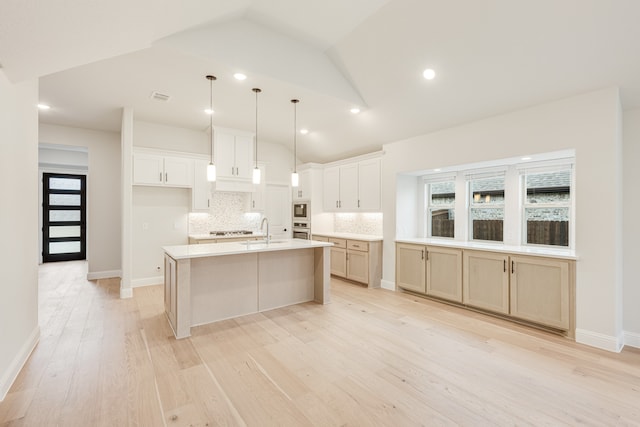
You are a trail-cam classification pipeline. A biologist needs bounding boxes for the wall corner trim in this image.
[623,331,640,349]
[131,276,163,288]
[380,279,395,291]
[575,328,624,352]
[120,287,133,299]
[0,326,40,402]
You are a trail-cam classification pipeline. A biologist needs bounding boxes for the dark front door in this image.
[42,173,86,262]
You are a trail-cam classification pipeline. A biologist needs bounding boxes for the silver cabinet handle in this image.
[159,172,162,182]
[336,201,339,208]
[165,172,168,182]
[425,250,429,261]
[421,250,424,260]
[503,260,506,272]
[511,260,515,274]
[358,200,360,208]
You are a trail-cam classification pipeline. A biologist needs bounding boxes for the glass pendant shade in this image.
[291,99,300,188]
[207,163,216,182]
[291,171,299,188]
[252,167,261,184]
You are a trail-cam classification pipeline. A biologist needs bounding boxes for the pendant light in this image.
[252,88,262,184]
[291,99,300,188]
[206,75,217,182]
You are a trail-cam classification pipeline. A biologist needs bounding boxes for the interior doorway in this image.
[42,173,87,262]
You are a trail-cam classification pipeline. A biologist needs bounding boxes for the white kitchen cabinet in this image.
[192,159,211,211]
[463,250,510,315]
[133,152,192,187]
[322,157,381,212]
[292,169,311,200]
[510,255,571,330]
[214,130,253,181]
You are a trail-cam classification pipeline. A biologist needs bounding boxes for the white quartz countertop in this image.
[312,232,383,242]
[164,238,332,260]
[189,232,265,240]
[395,237,577,260]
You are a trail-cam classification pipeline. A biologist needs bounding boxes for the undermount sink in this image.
[239,240,286,246]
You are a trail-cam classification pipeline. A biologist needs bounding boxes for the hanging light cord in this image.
[253,88,261,168]
[206,75,216,163]
[292,99,299,172]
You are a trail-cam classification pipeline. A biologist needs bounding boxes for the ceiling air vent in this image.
[150,91,171,102]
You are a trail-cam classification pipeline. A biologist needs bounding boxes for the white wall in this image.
[382,88,625,351]
[0,71,39,400]
[39,124,122,279]
[622,108,640,346]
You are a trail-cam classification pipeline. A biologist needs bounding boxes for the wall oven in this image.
[293,202,310,221]
[292,221,311,240]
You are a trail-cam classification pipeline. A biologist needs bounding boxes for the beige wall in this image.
[382,88,626,351]
[0,71,39,400]
[39,123,122,279]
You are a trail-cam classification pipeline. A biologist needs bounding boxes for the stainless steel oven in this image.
[292,221,311,239]
[293,202,309,221]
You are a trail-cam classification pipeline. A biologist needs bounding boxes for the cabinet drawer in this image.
[347,240,368,252]
[329,238,346,248]
[312,235,329,242]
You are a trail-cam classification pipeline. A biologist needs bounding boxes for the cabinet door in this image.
[233,135,253,180]
[164,157,192,187]
[396,243,426,293]
[293,169,311,200]
[133,153,164,185]
[192,159,211,211]
[426,246,462,303]
[214,132,237,179]
[463,250,509,314]
[330,247,347,277]
[510,256,570,330]
[358,158,381,211]
[323,166,341,211]
[339,163,359,211]
[347,249,369,284]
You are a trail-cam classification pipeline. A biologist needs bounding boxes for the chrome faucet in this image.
[260,217,270,243]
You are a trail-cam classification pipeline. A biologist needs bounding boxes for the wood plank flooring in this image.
[1,260,639,426]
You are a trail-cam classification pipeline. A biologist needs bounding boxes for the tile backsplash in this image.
[334,212,383,236]
[189,192,262,234]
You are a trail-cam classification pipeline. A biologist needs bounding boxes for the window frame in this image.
[424,175,456,239]
[519,163,574,248]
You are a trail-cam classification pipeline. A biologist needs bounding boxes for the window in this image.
[522,167,571,247]
[426,179,455,238]
[468,174,505,242]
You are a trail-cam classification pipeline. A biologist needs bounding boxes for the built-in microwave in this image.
[293,202,309,220]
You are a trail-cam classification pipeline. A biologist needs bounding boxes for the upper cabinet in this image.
[133,151,192,187]
[192,159,211,211]
[323,156,381,212]
[214,129,253,182]
[292,169,312,201]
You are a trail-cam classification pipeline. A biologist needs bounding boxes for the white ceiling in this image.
[2,0,640,163]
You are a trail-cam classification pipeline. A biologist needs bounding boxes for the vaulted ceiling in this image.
[2,0,640,163]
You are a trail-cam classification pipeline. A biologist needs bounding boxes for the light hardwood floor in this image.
[1,260,639,426]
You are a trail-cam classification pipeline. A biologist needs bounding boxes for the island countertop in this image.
[164,238,332,260]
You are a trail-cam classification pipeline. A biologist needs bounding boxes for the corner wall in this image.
[39,123,122,279]
[0,71,39,400]
[382,88,624,351]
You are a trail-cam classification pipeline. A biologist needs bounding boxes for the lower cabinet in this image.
[396,243,462,302]
[396,242,574,334]
[463,250,509,314]
[317,235,382,287]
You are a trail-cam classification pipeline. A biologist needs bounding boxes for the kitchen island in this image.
[162,238,333,339]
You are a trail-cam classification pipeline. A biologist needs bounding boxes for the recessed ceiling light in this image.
[350,107,361,114]
[37,103,50,110]
[300,129,309,135]
[434,168,441,172]
[521,156,532,160]
[234,73,247,81]
[423,68,436,80]
[204,108,214,115]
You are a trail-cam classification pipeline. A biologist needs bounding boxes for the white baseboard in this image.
[380,279,395,291]
[86,269,122,281]
[623,331,640,349]
[120,287,133,299]
[131,276,163,288]
[575,328,624,353]
[0,326,40,402]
